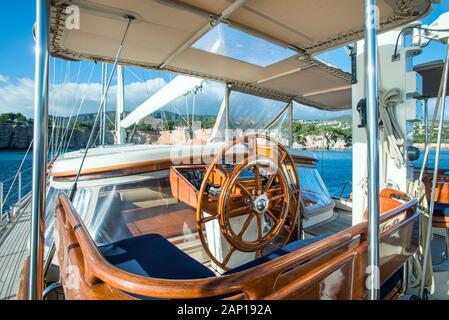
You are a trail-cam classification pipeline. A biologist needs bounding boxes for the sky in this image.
[0,1,448,121]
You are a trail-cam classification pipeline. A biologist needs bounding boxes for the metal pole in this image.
[29,0,49,300]
[0,182,3,222]
[116,65,125,144]
[225,84,230,141]
[419,44,449,299]
[364,0,380,300]
[102,65,108,145]
[18,172,22,203]
[424,97,429,148]
[288,101,293,148]
[100,64,106,146]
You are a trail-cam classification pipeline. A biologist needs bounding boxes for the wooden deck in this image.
[304,210,352,238]
[0,195,31,300]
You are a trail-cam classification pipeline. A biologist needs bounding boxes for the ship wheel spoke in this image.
[222,247,236,266]
[270,193,286,202]
[237,212,256,240]
[254,163,260,195]
[236,181,253,199]
[278,151,287,164]
[215,164,229,178]
[201,215,218,223]
[266,187,282,194]
[265,209,280,224]
[228,205,253,219]
[256,214,263,241]
[264,173,277,192]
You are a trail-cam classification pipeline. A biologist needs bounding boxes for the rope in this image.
[378,88,405,169]
[407,180,434,292]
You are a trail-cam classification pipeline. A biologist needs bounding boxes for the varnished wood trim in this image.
[55,187,418,299]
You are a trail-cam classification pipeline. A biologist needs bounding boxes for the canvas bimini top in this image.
[49,0,432,110]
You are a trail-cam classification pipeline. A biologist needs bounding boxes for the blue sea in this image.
[0,151,33,211]
[1,149,449,211]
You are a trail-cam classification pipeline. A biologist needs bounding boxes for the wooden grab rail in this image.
[56,188,418,300]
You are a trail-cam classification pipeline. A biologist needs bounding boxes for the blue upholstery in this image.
[99,234,215,280]
[434,203,449,217]
[380,267,403,300]
[99,233,327,299]
[224,236,326,275]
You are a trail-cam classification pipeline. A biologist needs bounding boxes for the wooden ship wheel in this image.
[196,134,301,271]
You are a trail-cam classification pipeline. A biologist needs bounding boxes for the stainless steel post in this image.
[364,0,380,300]
[288,101,293,148]
[29,0,49,300]
[0,182,3,222]
[18,172,22,203]
[116,65,125,144]
[424,97,429,148]
[225,85,230,140]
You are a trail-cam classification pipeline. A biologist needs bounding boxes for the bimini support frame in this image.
[364,0,380,300]
[159,0,249,69]
[115,65,126,144]
[29,0,49,300]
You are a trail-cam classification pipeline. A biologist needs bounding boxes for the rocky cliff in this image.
[0,124,350,150]
[0,124,115,150]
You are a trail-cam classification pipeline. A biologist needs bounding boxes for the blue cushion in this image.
[224,236,326,275]
[99,234,215,280]
[380,267,403,300]
[434,203,449,217]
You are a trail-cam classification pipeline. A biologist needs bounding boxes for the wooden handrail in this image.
[56,187,417,299]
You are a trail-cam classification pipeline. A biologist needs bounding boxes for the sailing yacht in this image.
[2,0,449,300]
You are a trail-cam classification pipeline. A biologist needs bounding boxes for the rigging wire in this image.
[64,63,97,154]
[55,61,83,156]
[69,16,134,199]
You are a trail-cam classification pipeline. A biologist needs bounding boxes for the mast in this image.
[29,0,49,300]
[100,64,108,146]
[116,65,125,144]
[364,0,380,300]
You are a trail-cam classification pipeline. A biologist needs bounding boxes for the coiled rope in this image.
[378,88,405,169]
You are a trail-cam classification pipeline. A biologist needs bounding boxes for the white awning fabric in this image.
[50,0,432,110]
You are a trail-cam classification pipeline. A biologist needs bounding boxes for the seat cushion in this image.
[99,234,215,280]
[224,236,326,275]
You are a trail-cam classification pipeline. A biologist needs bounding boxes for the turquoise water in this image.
[0,151,32,211]
[1,148,449,210]
[315,149,449,198]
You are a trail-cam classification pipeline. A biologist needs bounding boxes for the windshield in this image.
[44,186,92,254]
[296,164,334,215]
[211,91,289,142]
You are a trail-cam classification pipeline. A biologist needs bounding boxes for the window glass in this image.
[44,187,91,255]
[192,24,295,67]
[296,165,334,213]
[87,177,196,246]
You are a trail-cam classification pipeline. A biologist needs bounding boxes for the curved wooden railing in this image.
[418,167,449,204]
[55,188,418,300]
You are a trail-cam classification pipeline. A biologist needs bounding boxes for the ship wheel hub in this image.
[253,194,269,214]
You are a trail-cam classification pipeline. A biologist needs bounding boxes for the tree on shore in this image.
[0,113,30,125]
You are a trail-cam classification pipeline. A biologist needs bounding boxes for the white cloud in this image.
[0,77,170,118]
[0,72,359,121]
[0,77,35,116]
[0,74,9,83]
